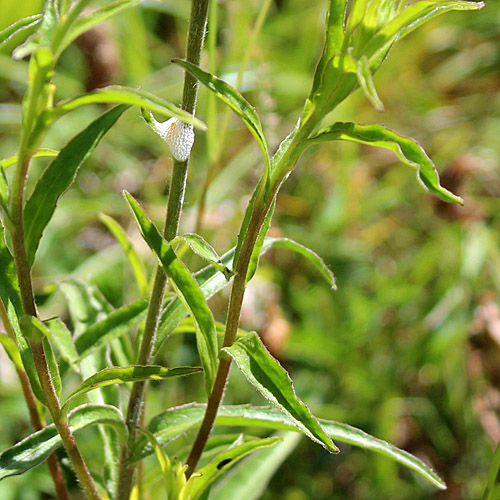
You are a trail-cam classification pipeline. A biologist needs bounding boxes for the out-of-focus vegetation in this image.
[1,0,499,498]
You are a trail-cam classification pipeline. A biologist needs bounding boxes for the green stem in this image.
[185,111,317,477]
[0,299,69,500]
[116,1,209,498]
[10,167,101,499]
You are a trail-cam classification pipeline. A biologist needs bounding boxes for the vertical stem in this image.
[10,152,102,500]
[116,1,209,498]
[0,299,69,500]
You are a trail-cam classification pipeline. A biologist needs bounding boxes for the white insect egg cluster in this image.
[157,117,195,162]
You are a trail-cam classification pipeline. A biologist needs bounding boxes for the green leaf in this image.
[223,332,339,453]
[0,14,42,47]
[363,0,484,66]
[133,404,446,489]
[211,432,301,500]
[0,333,23,371]
[55,0,139,57]
[125,192,219,394]
[154,236,335,354]
[43,336,61,399]
[57,298,148,377]
[0,404,126,481]
[187,437,281,500]
[174,233,231,280]
[45,317,80,373]
[268,238,336,289]
[46,86,206,130]
[305,121,463,204]
[99,213,148,296]
[0,167,9,217]
[353,53,384,111]
[1,148,59,170]
[62,365,202,413]
[482,441,500,500]
[24,105,129,267]
[173,59,269,176]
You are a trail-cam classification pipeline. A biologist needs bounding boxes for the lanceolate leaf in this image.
[173,59,270,176]
[62,365,202,413]
[99,213,148,296]
[364,0,484,65]
[0,14,42,47]
[46,86,206,130]
[187,438,281,500]
[211,432,301,500]
[223,332,339,453]
[0,404,126,481]
[23,105,129,267]
[305,121,463,204]
[45,317,79,372]
[132,404,446,489]
[174,233,231,279]
[0,333,23,371]
[154,236,336,354]
[1,148,59,170]
[354,54,384,111]
[125,192,218,394]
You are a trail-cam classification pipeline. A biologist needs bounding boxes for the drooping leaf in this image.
[125,192,218,394]
[99,213,148,296]
[173,59,269,176]
[223,332,339,453]
[0,404,126,480]
[23,105,129,267]
[305,121,463,204]
[132,404,446,489]
[1,148,59,170]
[46,86,206,130]
[0,14,42,47]
[45,317,80,373]
[61,365,202,413]
[173,233,231,279]
[211,432,301,500]
[154,236,336,354]
[187,437,281,500]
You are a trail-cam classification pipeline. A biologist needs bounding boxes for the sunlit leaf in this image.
[132,404,446,489]
[187,437,281,500]
[46,86,206,130]
[45,317,79,373]
[0,14,42,48]
[0,404,126,480]
[305,121,463,204]
[0,333,23,371]
[1,148,59,170]
[62,365,202,413]
[173,59,269,176]
[24,105,129,267]
[223,332,338,453]
[125,192,218,394]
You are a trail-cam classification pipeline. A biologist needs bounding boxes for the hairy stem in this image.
[116,1,209,498]
[0,299,69,500]
[10,151,101,500]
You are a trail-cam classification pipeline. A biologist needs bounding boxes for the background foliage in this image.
[1,0,499,498]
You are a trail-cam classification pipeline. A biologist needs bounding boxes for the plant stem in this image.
[185,114,317,476]
[10,152,101,500]
[116,1,209,498]
[0,299,69,500]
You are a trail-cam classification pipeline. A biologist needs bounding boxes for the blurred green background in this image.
[1,0,500,498]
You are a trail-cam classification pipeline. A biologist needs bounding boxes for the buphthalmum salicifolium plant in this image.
[0,0,484,499]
